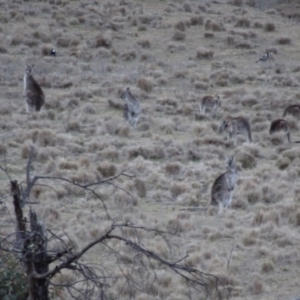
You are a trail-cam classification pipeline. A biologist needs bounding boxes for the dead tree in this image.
[0,150,223,300]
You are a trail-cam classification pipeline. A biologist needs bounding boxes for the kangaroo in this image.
[219,116,252,145]
[120,87,141,128]
[283,104,300,118]
[23,64,45,113]
[199,95,221,116]
[211,156,238,214]
[269,119,300,143]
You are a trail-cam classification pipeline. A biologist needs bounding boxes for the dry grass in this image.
[1,0,300,299]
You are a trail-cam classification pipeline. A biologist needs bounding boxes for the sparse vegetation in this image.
[0,0,299,299]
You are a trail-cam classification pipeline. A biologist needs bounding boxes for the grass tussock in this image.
[235,18,250,28]
[275,37,291,45]
[172,30,186,41]
[134,178,147,198]
[196,48,214,60]
[205,19,224,32]
[97,162,117,178]
[264,22,275,32]
[137,77,153,92]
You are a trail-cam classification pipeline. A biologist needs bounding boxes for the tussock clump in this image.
[21,144,38,160]
[101,148,119,161]
[276,37,291,45]
[249,275,264,294]
[97,162,117,178]
[174,21,186,32]
[226,35,235,46]
[228,0,243,6]
[242,96,258,107]
[35,130,56,147]
[165,162,181,175]
[66,121,80,132]
[114,191,137,207]
[59,160,79,171]
[236,150,256,169]
[134,178,147,198]
[94,34,111,48]
[261,260,274,273]
[57,35,79,47]
[107,99,124,110]
[0,143,7,155]
[172,30,186,41]
[235,41,252,49]
[196,48,214,60]
[235,18,250,28]
[128,147,150,160]
[290,209,300,226]
[166,217,184,233]
[177,104,193,116]
[204,32,214,38]
[137,77,153,92]
[253,22,263,28]
[264,22,275,32]
[137,39,151,48]
[276,157,291,170]
[120,50,136,61]
[0,45,7,53]
[261,184,283,204]
[183,2,192,13]
[205,19,224,31]
[190,16,203,26]
[252,209,280,226]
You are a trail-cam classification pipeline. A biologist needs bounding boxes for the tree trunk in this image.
[11,181,50,300]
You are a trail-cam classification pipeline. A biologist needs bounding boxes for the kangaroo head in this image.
[226,156,235,170]
[215,96,221,106]
[121,87,131,100]
[26,64,35,75]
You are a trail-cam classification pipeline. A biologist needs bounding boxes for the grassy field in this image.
[1,0,300,299]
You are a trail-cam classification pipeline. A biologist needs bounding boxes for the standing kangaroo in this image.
[211,156,238,214]
[120,87,141,128]
[269,119,300,143]
[23,64,45,113]
[199,95,221,116]
[219,116,252,145]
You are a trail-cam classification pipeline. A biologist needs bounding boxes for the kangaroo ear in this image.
[127,87,130,92]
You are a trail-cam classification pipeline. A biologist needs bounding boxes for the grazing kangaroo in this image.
[23,64,45,113]
[199,95,221,115]
[211,156,238,214]
[219,116,252,145]
[120,87,141,128]
[269,119,300,143]
[283,104,300,118]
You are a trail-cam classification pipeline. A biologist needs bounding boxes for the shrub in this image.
[190,16,203,26]
[228,0,243,6]
[264,22,275,32]
[205,19,224,31]
[276,37,291,45]
[196,48,214,60]
[183,2,192,13]
[137,77,153,92]
[172,30,186,41]
[175,21,185,32]
[204,32,214,38]
[0,252,27,299]
[235,18,250,28]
